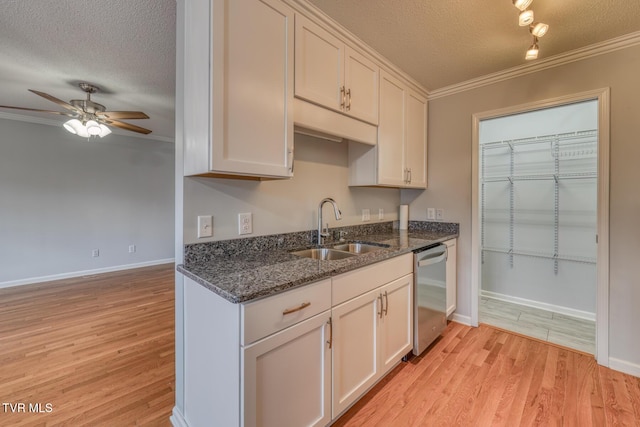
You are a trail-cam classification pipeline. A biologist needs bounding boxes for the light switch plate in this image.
[198,215,213,238]
[427,208,436,220]
[238,212,253,235]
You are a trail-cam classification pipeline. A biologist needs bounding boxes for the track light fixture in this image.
[525,37,539,60]
[512,0,533,11]
[512,0,549,60]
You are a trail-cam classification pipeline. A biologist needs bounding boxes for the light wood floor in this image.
[0,264,175,426]
[335,321,640,427]
[480,297,596,354]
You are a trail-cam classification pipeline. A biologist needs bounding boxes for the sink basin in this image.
[332,243,387,254]
[291,248,357,260]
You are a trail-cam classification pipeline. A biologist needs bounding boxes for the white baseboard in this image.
[481,290,596,321]
[451,313,472,326]
[170,406,188,427]
[0,258,175,289]
[609,357,640,379]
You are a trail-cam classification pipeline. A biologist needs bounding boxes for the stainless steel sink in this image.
[290,248,357,260]
[331,243,387,254]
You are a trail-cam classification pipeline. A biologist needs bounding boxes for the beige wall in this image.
[184,133,401,243]
[410,44,640,368]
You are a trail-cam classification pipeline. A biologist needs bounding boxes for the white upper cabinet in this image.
[184,0,295,179]
[295,14,379,125]
[349,69,428,188]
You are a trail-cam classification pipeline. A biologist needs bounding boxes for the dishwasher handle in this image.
[417,250,447,267]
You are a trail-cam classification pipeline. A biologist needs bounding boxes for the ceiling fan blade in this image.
[28,89,80,112]
[105,119,152,135]
[0,105,76,116]
[96,111,149,120]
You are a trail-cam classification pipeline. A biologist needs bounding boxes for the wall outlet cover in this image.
[378,208,384,220]
[362,209,370,221]
[238,212,253,235]
[427,208,436,220]
[436,209,444,220]
[197,215,213,238]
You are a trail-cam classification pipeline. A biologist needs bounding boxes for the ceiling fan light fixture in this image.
[85,119,102,136]
[519,9,534,26]
[513,0,533,11]
[98,124,112,138]
[63,118,82,135]
[530,22,549,38]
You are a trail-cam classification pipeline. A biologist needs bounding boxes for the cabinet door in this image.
[211,0,294,178]
[294,14,344,112]
[332,289,381,417]
[344,47,379,125]
[379,274,414,373]
[445,239,457,318]
[404,90,428,188]
[243,311,331,427]
[377,70,406,186]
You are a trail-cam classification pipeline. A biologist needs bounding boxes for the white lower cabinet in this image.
[332,288,381,416]
[331,273,413,417]
[445,238,457,318]
[182,253,414,427]
[242,311,331,427]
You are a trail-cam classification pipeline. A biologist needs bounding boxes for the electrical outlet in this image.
[436,209,444,220]
[238,212,253,235]
[197,215,213,238]
[128,245,136,253]
[362,209,370,221]
[378,208,384,220]
[427,208,436,220]
[92,249,100,258]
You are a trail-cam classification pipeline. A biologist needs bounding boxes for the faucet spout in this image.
[317,198,342,245]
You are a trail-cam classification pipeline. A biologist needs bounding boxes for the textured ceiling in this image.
[0,0,176,140]
[1,0,640,141]
[309,0,640,91]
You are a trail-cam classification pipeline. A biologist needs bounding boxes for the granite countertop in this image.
[177,221,458,304]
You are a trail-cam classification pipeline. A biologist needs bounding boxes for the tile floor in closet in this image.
[479,296,596,354]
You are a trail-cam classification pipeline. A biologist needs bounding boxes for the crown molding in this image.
[429,30,640,100]
[0,111,174,143]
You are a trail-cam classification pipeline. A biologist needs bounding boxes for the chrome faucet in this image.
[317,198,342,245]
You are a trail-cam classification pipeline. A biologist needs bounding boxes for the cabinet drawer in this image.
[241,278,331,345]
[332,253,413,306]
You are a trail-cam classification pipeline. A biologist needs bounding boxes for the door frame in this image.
[470,88,610,365]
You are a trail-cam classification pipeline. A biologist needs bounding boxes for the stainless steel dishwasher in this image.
[413,243,447,356]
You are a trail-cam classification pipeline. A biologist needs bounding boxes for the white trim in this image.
[471,88,610,365]
[170,406,189,427]
[0,258,175,289]
[0,111,175,144]
[451,313,471,326]
[481,290,595,322]
[430,31,640,100]
[608,358,640,379]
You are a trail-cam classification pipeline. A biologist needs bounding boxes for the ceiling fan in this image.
[0,82,151,137]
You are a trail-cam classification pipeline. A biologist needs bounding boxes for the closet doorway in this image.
[470,89,610,363]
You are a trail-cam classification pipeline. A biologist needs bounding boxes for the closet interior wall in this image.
[479,101,598,318]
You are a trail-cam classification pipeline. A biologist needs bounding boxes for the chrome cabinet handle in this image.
[377,293,383,318]
[282,301,310,315]
[327,317,333,349]
[407,168,412,184]
[383,291,388,316]
[346,88,351,111]
[340,86,346,109]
